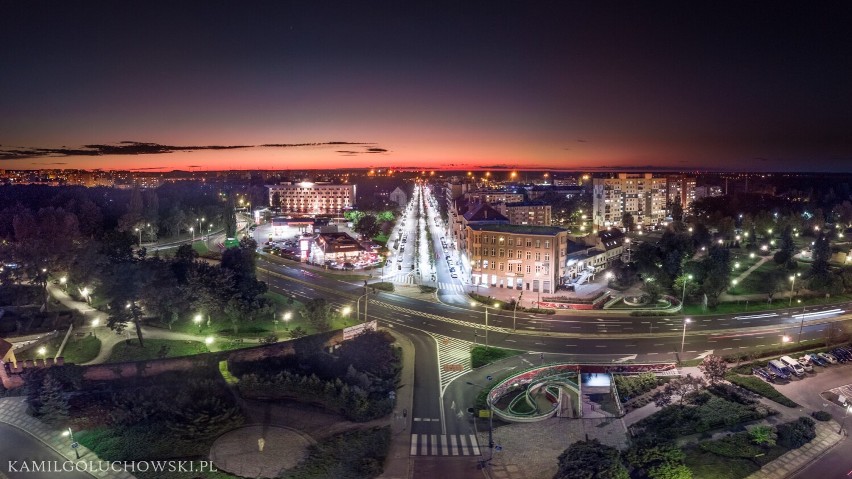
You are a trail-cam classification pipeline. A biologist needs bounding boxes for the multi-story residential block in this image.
[388,186,408,208]
[495,201,552,226]
[463,223,568,295]
[267,182,355,215]
[463,190,525,205]
[592,173,668,229]
[666,175,697,209]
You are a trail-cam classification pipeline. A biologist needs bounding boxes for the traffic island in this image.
[209,425,313,478]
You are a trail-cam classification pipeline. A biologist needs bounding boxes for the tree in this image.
[749,425,777,446]
[700,246,731,308]
[699,355,727,384]
[671,200,684,223]
[223,194,237,237]
[118,187,144,232]
[354,214,380,239]
[691,223,712,249]
[624,443,687,479]
[622,212,635,232]
[642,278,664,303]
[774,225,795,264]
[554,439,628,479]
[36,373,69,425]
[811,232,831,278]
[300,298,332,332]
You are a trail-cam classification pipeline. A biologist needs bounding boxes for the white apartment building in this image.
[592,173,667,229]
[267,182,356,215]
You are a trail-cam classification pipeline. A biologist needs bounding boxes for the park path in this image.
[46,282,227,365]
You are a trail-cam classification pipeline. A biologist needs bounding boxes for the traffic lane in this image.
[791,436,851,479]
[0,423,93,479]
[257,256,852,338]
[403,328,443,435]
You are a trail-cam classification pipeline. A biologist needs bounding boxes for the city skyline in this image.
[2,2,851,172]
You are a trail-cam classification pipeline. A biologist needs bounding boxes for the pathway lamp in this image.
[62,428,80,459]
[193,313,203,332]
[681,318,692,354]
[789,273,801,307]
[681,274,693,307]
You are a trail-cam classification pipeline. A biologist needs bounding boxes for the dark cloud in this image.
[1,141,383,160]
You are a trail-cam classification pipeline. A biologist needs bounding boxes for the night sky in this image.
[1,1,851,171]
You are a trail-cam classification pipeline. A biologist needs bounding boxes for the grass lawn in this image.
[192,241,209,255]
[16,334,102,364]
[684,448,759,479]
[106,339,209,363]
[684,292,852,316]
[470,345,524,368]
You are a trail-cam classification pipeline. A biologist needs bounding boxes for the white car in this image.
[451,272,458,278]
[796,357,814,372]
[818,352,838,364]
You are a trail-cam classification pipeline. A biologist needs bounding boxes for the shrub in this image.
[372,282,395,292]
[418,285,437,293]
[777,417,816,449]
[282,426,390,479]
[811,410,832,422]
[470,346,523,368]
[614,373,660,401]
[699,431,764,458]
[725,374,799,408]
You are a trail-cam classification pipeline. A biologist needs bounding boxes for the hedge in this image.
[470,346,523,368]
[725,374,799,408]
[282,427,390,479]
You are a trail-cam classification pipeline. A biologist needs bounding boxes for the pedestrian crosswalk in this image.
[433,334,473,393]
[438,281,466,293]
[386,273,416,284]
[410,433,481,456]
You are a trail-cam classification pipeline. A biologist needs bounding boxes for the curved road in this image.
[0,423,92,479]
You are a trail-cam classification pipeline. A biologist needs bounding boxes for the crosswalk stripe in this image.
[408,434,480,456]
[469,434,481,455]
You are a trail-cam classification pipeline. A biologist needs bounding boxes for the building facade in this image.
[592,173,668,229]
[666,175,697,210]
[496,201,552,226]
[267,182,356,215]
[463,224,568,294]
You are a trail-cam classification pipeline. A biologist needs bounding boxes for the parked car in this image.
[830,349,850,362]
[753,367,772,382]
[796,357,814,372]
[451,272,458,279]
[818,352,838,364]
[833,348,852,361]
[767,359,792,380]
[807,353,827,366]
[780,356,806,376]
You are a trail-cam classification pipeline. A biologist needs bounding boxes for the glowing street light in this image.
[789,273,801,307]
[37,346,46,357]
[205,336,214,346]
[193,313,203,332]
[681,318,692,355]
[681,274,693,307]
[283,311,292,330]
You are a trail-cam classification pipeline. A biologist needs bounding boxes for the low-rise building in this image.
[310,232,366,264]
[463,224,568,294]
[564,229,627,283]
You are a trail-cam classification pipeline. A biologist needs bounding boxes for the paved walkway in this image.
[379,330,415,479]
[0,397,136,479]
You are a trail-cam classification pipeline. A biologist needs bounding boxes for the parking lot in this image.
[761,347,852,414]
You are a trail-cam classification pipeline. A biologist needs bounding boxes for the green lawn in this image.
[470,346,524,368]
[684,293,852,316]
[106,339,209,363]
[16,335,101,364]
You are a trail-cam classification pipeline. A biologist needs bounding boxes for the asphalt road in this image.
[0,423,92,479]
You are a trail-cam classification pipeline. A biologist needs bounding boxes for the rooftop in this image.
[468,223,566,236]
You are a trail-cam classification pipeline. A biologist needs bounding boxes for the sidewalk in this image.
[0,397,136,479]
[746,417,843,479]
[379,330,415,479]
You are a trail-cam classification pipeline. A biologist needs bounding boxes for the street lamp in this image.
[789,273,801,307]
[190,226,195,242]
[283,311,292,330]
[470,301,499,348]
[681,318,692,355]
[62,427,80,459]
[37,346,46,358]
[81,287,91,304]
[205,336,214,346]
[839,405,852,435]
[60,276,67,291]
[91,319,99,338]
[466,381,494,456]
[193,313,203,333]
[342,306,352,324]
[513,292,523,331]
[135,227,142,247]
[681,274,693,307]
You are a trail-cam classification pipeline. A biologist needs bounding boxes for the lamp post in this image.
[193,313,203,333]
[681,274,693,307]
[466,381,494,465]
[62,427,80,459]
[342,306,352,325]
[91,319,99,339]
[81,287,91,305]
[839,405,852,435]
[681,318,692,355]
[135,227,142,247]
[60,276,67,292]
[513,292,522,331]
[470,301,498,348]
[781,335,791,353]
[789,273,801,307]
[190,227,195,242]
[283,311,292,330]
[797,300,807,344]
